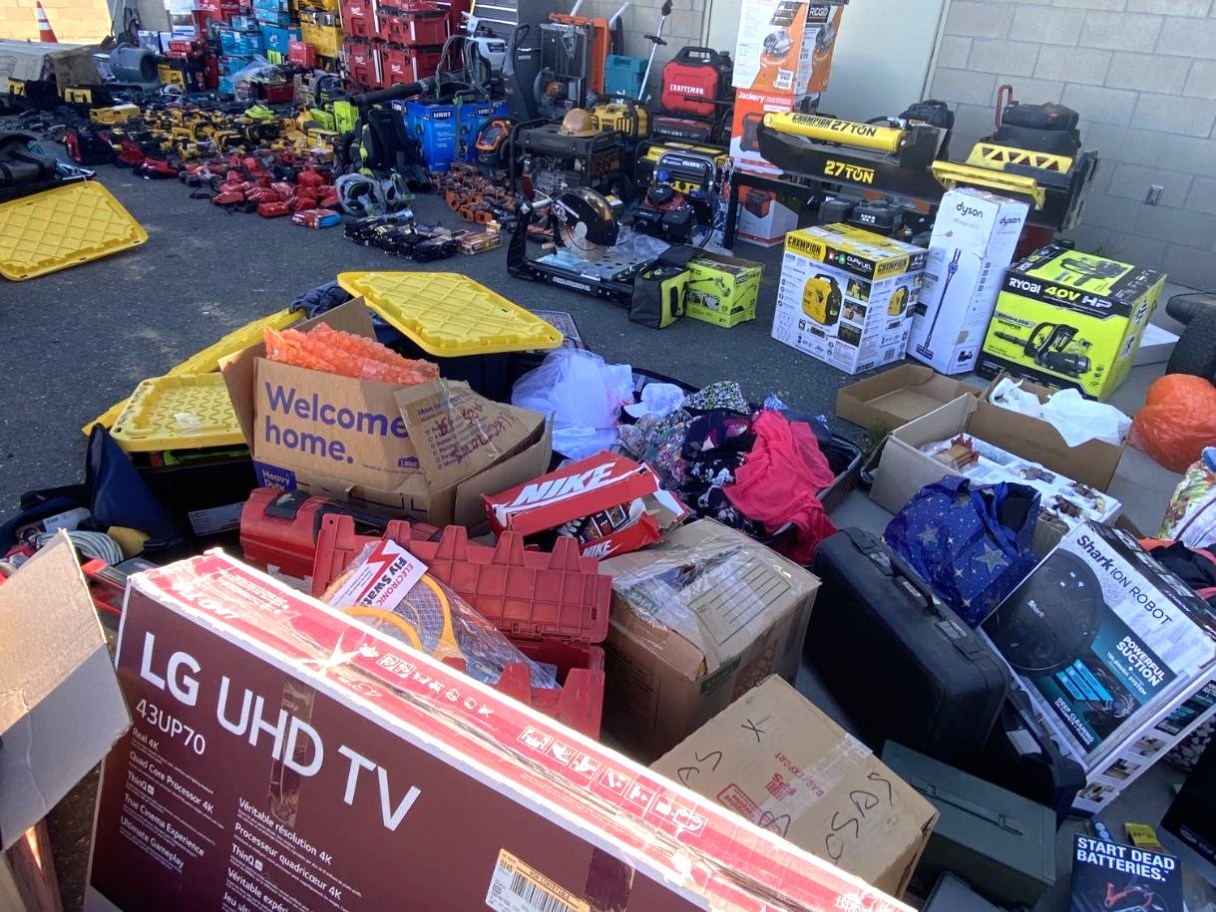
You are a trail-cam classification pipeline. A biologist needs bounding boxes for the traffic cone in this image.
[36,2,58,42]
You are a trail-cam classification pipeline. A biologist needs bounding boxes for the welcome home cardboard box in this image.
[654,677,938,899]
[86,550,910,912]
[222,298,550,527]
[773,224,926,374]
[982,523,1216,813]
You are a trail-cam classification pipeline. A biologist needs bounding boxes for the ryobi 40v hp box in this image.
[978,245,1166,401]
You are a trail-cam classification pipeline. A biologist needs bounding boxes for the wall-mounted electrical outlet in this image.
[1146,185,1164,205]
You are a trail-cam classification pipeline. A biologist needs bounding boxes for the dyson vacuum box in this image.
[86,551,911,912]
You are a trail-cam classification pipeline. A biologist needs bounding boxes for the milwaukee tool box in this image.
[806,528,1011,767]
[660,46,733,118]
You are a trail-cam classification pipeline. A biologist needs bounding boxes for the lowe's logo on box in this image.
[261,382,409,465]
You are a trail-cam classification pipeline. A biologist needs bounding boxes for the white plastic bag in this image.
[511,350,634,459]
[989,378,1130,446]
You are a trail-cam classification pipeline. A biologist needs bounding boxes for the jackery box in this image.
[0,534,130,850]
[654,677,938,898]
[977,244,1166,401]
[772,224,925,375]
[86,550,911,912]
[981,522,1216,814]
[906,188,1029,375]
[729,88,803,177]
[220,298,551,528]
[599,519,820,761]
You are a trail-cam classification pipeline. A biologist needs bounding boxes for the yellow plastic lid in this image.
[0,181,148,281]
[337,272,564,356]
[110,374,245,452]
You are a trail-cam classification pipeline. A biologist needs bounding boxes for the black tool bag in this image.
[806,528,1011,767]
[629,245,698,329]
[0,131,58,193]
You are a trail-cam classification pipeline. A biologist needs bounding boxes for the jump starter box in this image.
[977,245,1166,401]
[772,224,926,375]
[981,522,1216,814]
[906,187,1028,376]
[85,550,909,912]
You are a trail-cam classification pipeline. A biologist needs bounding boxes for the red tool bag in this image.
[660,46,733,118]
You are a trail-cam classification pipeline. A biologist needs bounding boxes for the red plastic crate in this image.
[312,513,611,737]
[340,0,373,38]
[387,44,441,81]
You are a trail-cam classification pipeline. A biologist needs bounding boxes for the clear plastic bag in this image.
[322,542,558,689]
[511,349,634,459]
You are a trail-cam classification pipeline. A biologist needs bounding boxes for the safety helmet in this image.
[558,108,598,137]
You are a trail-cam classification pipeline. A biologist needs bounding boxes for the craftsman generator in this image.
[660,46,733,118]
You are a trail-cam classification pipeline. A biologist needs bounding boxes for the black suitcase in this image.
[1000,101,1080,132]
[806,528,1011,767]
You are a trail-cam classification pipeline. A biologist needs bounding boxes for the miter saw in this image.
[507,186,694,304]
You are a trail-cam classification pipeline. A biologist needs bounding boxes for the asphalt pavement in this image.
[0,166,869,510]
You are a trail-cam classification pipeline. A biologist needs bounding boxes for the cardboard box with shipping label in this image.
[87,550,910,912]
[599,519,820,761]
[0,535,130,851]
[977,245,1166,401]
[773,224,925,374]
[686,252,763,327]
[654,677,938,898]
[907,188,1029,375]
[982,523,1216,813]
[221,298,550,527]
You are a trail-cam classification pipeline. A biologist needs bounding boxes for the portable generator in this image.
[649,113,722,145]
[634,139,726,197]
[589,97,649,141]
[517,120,627,198]
[802,274,842,326]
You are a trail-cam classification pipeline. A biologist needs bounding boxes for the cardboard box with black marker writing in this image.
[654,677,937,898]
[221,297,551,528]
[599,520,820,762]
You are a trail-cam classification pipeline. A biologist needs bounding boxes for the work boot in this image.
[1166,293,1216,326]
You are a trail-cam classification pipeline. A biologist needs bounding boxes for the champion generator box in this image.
[982,522,1216,813]
[977,245,1167,401]
[85,551,911,912]
[221,298,551,527]
[685,252,763,326]
[654,677,938,898]
[733,0,845,96]
[599,520,820,761]
[773,224,926,374]
[907,188,1029,375]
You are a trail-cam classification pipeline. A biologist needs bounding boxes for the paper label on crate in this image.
[485,850,591,912]
[328,538,427,609]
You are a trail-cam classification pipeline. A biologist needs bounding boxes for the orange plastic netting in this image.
[264,324,440,385]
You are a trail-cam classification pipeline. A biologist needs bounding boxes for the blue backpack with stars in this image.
[884,476,1041,627]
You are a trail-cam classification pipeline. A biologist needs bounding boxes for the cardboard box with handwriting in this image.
[654,677,937,898]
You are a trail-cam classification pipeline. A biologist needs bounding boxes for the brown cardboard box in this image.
[222,298,551,527]
[969,372,1125,492]
[599,520,820,761]
[835,365,980,433]
[654,677,938,898]
[0,534,130,850]
[87,550,910,912]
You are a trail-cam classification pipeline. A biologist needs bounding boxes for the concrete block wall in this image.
[0,0,113,42]
[927,0,1216,290]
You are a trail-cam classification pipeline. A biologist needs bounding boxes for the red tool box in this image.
[288,38,317,67]
[344,37,380,86]
[341,0,374,37]
[380,9,447,44]
[311,513,611,738]
[380,44,442,82]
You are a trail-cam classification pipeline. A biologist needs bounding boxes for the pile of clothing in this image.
[617,381,845,564]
